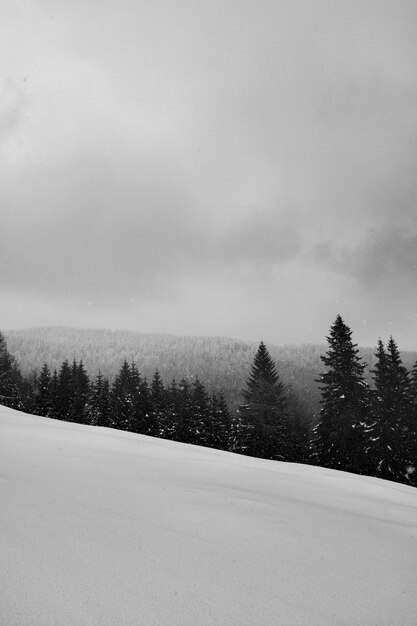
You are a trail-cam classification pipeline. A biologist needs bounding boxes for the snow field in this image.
[1,407,417,625]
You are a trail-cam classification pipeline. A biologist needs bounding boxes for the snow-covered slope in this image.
[1,407,416,626]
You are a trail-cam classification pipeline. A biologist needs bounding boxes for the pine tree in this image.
[110,360,135,430]
[9,364,24,410]
[210,391,233,451]
[150,370,165,437]
[191,378,211,446]
[240,341,289,460]
[90,371,111,427]
[68,359,90,424]
[228,408,246,454]
[407,360,417,485]
[127,362,143,433]
[175,378,195,443]
[314,315,370,474]
[0,332,22,408]
[162,379,179,440]
[19,372,37,414]
[367,338,411,483]
[49,369,60,419]
[55,360,72,421]
[36,363,52,417]
[387,339,413,484]
[134,372,153,435]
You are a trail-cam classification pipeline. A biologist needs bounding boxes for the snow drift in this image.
[1,406,416,625]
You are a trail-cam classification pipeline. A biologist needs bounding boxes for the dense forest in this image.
[6,327,417,416]
[4,327,323,414]
[1,317,417,487]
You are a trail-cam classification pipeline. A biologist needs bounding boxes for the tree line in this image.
[0,331,312,462]
[1,316,416,487]
[5,327,330,414]
[3,353,238,453]
[312,315,417,486]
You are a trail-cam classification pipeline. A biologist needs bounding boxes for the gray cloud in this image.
[1,147,304,306]
[2,1,417,347]
[313,227,417,289]
[356,231,417,291]
[310,227,417,346]
[213,208,303,268]
[1,150,199,300]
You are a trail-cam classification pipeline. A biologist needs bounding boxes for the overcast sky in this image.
[1,1,417,348]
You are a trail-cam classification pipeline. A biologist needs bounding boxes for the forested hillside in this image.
[4,327,322,414]
[3,320,417,486]
[5,327,417,417]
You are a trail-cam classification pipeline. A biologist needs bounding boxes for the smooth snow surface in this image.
[1,407,417,626]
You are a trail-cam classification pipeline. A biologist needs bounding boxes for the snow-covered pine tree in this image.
[55,360,73,421]
[0,332,22,409]
[49,369,59,419]
[367,337,411,483]
[133,371,152,435]
[191,378,212,447]
[313,315,369,474]
[162,379,179,441]
[68,359,91,424]
[240,341,289,461]
[127,362,143,433]
[110,360,136,430]
[210,391,234,451]
[407,360,417,485]
[90,371,111,427]
[15,371,36,414]
[150,370,166,437]
[36,363,52,417]
[174,378,195,444]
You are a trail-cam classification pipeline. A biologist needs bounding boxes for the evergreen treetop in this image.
[314,315,369,473]
[240,341,289,460]
[367,336,411,483]
[0,332,21,408]
[243,341,281,399]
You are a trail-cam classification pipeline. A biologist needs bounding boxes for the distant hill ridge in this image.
[5,327,417,415]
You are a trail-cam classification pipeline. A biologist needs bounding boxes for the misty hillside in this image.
[5,327,417,415]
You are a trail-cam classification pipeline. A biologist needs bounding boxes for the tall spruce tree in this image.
[368,337,411,483]
[49,369,59,419]
[407,360,417,485]
[191,378,212,447]
[240,341,289,460]
[111,360,136,430]
[0,332,22,409]
[150,370,165,437]
[56,360,73,421]
[174,378,195,443]
[90,371,111,427]
[210,391,233,451]
[69,359,90,424]
[162,379,179,440]
[17,371,36,414]
[314,315,369,474]
[387,338,414,484]
[36,363,52,417]
[134,372,153,435]
[127,362,143,433]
